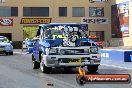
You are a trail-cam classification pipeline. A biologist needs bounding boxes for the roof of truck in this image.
[39,23,80,27]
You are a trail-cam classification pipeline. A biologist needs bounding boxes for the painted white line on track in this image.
[14,52,29,55]
[101,64,132,70]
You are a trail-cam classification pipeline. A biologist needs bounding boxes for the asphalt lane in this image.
[0,52,132,88]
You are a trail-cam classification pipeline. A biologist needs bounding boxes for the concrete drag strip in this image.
[38,73,80,88]
[14,51,132,71]
[101,64,132,71]
[14,51,29,55]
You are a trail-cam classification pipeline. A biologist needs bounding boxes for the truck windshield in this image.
[43,24,87,38]
[79,31,87,38]
[44,29,63,38]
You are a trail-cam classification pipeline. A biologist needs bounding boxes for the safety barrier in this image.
[100,49,132,62]
[130,55,132,62]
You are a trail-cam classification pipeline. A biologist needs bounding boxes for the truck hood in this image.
[76,38,97,46]
[40,38,96,48]
[0,42,11,46]
[40,38,63,48]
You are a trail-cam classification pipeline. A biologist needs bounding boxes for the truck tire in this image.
[32,55,40,69]
[39,51,42,62]
[9,52,13,55]
[40,61,52,73]
[76,75,87,85]
[87,65,98,73]
[5,52,9,55]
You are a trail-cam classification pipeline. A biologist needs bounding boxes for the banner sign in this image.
[76,74,131,85]
[76,67,131,85]
[20,18,52,24]
[111,1,129,38]
[81,17,108,24]
[0,18,13,26]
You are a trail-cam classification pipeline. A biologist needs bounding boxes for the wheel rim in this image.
[40,61,44,72]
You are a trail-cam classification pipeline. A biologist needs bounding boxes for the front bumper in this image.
[42,54,101,67]
[0,49,13,54]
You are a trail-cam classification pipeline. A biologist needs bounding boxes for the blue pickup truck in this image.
[32,23,101,73]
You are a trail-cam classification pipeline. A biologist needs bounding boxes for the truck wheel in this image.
[76,75,87,85]
[32,55,40,69]
[32,61,40,69]
[40,61,52,73]
[9,52,13,55]
[5,52,9,55]
[87,65,98,73]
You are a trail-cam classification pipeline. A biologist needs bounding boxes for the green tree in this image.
[23,27,37,39]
